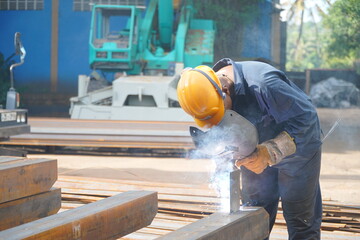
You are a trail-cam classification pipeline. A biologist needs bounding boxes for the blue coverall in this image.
[213,58,323,240]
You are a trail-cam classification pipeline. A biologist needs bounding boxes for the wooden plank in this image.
[0,191,157,240]
[0,188,61,231]
[0,158,58,203]
[156,207,269,240]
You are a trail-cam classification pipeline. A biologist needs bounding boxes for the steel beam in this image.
[0,187,61,231]
[0,157,57,204]
[156,207,269,240]
[0,124,30,138]
[0,191,157,240]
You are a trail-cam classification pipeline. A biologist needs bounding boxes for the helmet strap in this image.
[191,68,226,100]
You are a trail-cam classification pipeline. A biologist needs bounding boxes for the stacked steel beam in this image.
[55,175,360,239]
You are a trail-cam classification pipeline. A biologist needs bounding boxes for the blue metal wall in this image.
[241,0,272,59]
[0,0,274,95]
[57,1,92,92]
[0,0,92,94]
[0,1,52,91]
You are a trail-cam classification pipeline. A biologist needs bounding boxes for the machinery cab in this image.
[88,0,215,77]
[89,4,142,73]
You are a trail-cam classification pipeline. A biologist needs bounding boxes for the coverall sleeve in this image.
[255,73,321,156]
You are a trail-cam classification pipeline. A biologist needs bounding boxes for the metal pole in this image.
[50,0,59,93]
[230,169,241,213]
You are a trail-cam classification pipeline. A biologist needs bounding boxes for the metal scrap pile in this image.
[310,77,360,108]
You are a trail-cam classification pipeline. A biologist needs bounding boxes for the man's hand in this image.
[234,131,296,174]
[234,145,271,174]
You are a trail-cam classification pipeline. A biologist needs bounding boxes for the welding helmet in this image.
[177,65,226,128]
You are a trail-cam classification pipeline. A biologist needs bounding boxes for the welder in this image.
[177,58,322,240]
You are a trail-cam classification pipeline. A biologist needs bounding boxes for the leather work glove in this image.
[235,131,296,174]
[235,145,271,174]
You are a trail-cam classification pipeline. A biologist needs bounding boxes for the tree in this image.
[281,0,332,71]
[286,21,328,70]
[322,0,360,68]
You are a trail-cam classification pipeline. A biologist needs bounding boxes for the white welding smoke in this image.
[189,125,242,213]
[209,157,235,213]
[190,144,235,212]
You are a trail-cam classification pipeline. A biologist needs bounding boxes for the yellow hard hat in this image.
[177,65,226,128]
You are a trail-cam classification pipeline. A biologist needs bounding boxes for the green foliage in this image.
[193,0,263,61]
[322,0,360,68]
[286,21,327,71]
[286,0,360,71]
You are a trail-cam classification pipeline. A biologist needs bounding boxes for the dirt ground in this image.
[27,108,360,204]
[315,108,360,203]
[28,151,360,204]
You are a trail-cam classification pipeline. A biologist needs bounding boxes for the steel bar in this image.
[0,191,157,240]
[156,207,269,240]
[0,117,194,149]
[1,109,356,151]
[0,187,61,231]
[230,169,241,213]
[55,176,360,237]
[0,124,30,138]
[0,157,57,203]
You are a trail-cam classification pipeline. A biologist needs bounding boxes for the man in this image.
[177,58,322,239]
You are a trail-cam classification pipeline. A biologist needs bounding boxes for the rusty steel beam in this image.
[156,207,269,240]
[0,188,61,231]
[0,191,157,240]
[0,157,57,204]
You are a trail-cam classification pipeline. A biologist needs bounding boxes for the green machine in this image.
[70,0,215,121]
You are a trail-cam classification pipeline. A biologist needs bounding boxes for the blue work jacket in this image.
[213,58,322,176]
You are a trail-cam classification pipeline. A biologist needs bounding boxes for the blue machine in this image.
[70,0,215,121]
[89,0,215,75]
